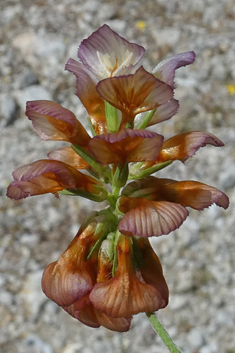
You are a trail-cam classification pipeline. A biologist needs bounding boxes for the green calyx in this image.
[105,101,120,133]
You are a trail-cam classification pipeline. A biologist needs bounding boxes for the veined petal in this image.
[90,235,163,318]
[118,197,189,237]
[88,128,164,165]
[96,66,174,126]
[157,180,229,210]
[78,24,145,80]
[122,176,229,210]
[137,238,169,307]
[65,59,107,134]
[67,298,131,332]
[26,100,90,145]
[152,51,196,88]
[158,131,224,163]
[147,99,179,126]
[48,147,89,169]
[7,160,103,200]
[41,223,97,307]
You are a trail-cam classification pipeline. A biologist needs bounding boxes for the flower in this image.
[6,159,107,201]
[7,25,229,333]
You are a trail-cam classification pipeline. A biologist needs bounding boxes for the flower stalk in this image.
[147,312,182,353]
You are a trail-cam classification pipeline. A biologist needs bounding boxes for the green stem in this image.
[146,312,182,353]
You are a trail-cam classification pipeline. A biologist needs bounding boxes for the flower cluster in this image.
[7,25,229,332]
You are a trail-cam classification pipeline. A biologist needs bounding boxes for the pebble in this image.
[187,328,206,350]
[0,94,18,126]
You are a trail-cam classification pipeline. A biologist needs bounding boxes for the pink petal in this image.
[153,51,196,88]
[88,129,164,164]
[78,24,145,80]
[26,100,90,145]
[119,199,189,237]
[96,66,174,124]
[65,59,107,134]
[147,99,179,126]
[7,160,103,200]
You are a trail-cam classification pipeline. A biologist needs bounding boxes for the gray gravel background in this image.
[1,1,235,353]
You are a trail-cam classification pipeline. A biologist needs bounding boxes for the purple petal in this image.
[137,99,179,127]
[152,51,196,88]
[93,128,160,143]
[78,24,145,79]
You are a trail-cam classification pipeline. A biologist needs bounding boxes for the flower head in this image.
[7,25,229,333]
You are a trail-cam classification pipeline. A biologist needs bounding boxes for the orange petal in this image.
[96,66,173,125]
[88,129,163,165]
[65,59,107,135]
[118,197,189,237]
[7,160,104,200]
[41,223,97,307]
[159,180,229,210]
[158,131,224,163]
[90,235,163,318]
[26,100,90,145]
[48,147,89,169]
[137,238,169,308]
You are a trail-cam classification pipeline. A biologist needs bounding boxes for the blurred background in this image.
[1,0,235,352]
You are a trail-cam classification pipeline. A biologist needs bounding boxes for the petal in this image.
[121,177,229,210]
[65,59,107,134]
[26,100,90,145]
[96,66,174,126]
[69,300,131,332]
[41,224,97,307]
[48,147,89,169]
[137,238,169,307]
[7,160,103,200]
[118,198,189,237]
[158,180,229,210]
[88,129,164,165]
[158,131,224,163]
[78,24,145,80]
[147,99,179,126]
[152,51,196,88]
[90,235,164,318]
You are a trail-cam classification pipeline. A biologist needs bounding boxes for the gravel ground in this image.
[1,1,235,353]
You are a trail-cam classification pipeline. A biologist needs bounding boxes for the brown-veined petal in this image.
[66,297,131,332]
[158,180,229,210]
[65,59,107,134]
[121,176,229,211]
[7,160,103,200]
[158,131,224,163]
[118,197,189,237]
[96,66,174,126]
[137,238,169,308]
[152,51,196,88]
[78,24,145,80]
[48,147,89,169]
[41,223,97,307]
[88,128,164,165]
[90,235,164,318]
[26,100,90,145]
